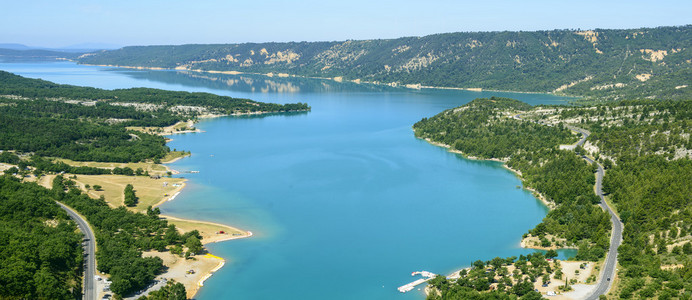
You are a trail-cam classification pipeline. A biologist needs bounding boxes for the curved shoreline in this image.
[417,136,568,252]
[146,119,253,298]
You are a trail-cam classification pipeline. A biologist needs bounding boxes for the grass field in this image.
[71,174,186,212]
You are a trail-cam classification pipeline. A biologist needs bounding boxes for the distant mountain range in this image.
[0,43,121,62]
[0,43,121,52]
[0,47,80,61]
[75,25,691,100]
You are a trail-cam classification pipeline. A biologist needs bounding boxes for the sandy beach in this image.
[21,116,252,299]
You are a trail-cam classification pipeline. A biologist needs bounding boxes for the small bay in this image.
[1,61,576,299]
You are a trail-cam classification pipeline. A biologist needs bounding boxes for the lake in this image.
[1,61,575,299]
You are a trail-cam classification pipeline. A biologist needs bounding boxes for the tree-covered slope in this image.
[414,97,610,260]
[417,99,692,299]
[0,176,83,299]
[78,25,692,99]
[0,71,309,162]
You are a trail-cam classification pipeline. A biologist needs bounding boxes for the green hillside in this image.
[415,98,692,299]
[78,25,692,100]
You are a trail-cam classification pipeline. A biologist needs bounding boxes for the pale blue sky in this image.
[2,0,690,48]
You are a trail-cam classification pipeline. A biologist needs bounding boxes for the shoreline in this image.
[148,118,253,298]
[418,136,574,253]
[79,62,568,96]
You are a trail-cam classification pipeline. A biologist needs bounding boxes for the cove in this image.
[0,61,576,299]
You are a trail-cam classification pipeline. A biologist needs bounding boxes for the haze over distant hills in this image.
[0,43,121,62]
[0,43,121,52]
[76,25,691,100]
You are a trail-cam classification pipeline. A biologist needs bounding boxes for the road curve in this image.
[514,113,623,299]
[565,125,590,147]
[582,155,623,300]
[57,202,97,300]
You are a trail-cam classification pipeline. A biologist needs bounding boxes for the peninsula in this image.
[415,98,691,299]
[0,71,309,299]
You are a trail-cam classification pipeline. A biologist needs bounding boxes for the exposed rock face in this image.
[78,26,692,99]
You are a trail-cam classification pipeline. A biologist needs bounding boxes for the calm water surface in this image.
[1,61,576,299]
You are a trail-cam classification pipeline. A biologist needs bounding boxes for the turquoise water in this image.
[1,62,576,299]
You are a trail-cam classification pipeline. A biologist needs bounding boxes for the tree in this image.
[165,225,181,244]
[545,250,558,259]
[185,236,203,255]
[123,184,138,207]
[146,206,161,218]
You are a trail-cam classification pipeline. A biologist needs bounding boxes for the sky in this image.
[2,0,691,48]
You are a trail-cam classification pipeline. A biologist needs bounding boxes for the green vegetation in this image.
[417,98,692,299]
[48,175,206,297]
[427,253,554,300]
[415,97,610,257]
[414,97,576,159]
[511,151,611,261]
[78,25,692,100]
[138,280,186,300]
[124,184,138,207]
[0,70,310,299]
[0,48,81,62]
[0,71,308,162]
[0,176,83,299]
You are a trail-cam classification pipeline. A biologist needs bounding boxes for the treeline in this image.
[0,176,83,299]
[418,97,692,298]
[558,99,692,160]
[0,70,309,116]
[49,175,202,297]
[509,150,610,261]
[77,25,692,99]
[1,153,150,177]
[0,71,309,162]
[0,110,170,162]
[414,97,576,159]
[414,97,609,259]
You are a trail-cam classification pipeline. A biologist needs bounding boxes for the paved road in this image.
[57,202,97,300]
[582,155,623,300]
[514,114,623,299]
[565,125,590,147]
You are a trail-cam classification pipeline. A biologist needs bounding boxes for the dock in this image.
[397,271,437,293]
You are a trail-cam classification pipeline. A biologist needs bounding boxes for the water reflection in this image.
[115,68,400,94]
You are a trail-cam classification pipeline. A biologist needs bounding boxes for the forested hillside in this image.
[417,98,692,299]
[415,98,611,260]
[0,69,312,299]
[0,48,81,61]
[0,71,308,162]
[77,25,692,99]
[0,176,83,299]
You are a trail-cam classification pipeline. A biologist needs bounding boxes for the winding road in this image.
[57,202,97,300]
[515,113,623,299]
[563,126,624,299]
[580,150,624,299]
